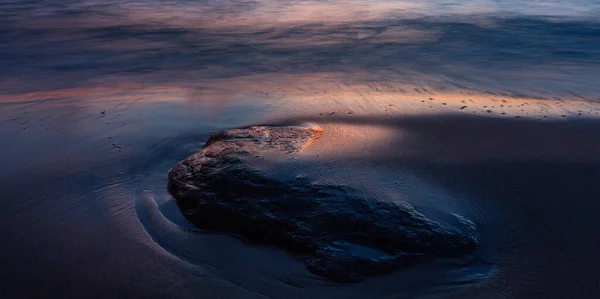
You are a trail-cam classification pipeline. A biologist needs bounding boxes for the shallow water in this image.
[2,1,600,298]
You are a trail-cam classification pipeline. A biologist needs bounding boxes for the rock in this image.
[168,126,479,282]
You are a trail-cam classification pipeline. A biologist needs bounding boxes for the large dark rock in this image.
[168,126,479,282]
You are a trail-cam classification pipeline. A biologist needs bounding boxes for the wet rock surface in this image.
[168,126,479,282]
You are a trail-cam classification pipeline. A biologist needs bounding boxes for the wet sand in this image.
[2,0,600,297]
[2,86,600,298]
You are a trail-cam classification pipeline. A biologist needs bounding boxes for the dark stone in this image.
[168,126,479,282]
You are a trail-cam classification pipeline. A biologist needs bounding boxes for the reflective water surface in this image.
[1,1,600,298]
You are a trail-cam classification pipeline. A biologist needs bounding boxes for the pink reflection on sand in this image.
[3,72,599,120]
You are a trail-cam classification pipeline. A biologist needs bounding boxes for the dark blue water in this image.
[2,1,600,298]
[2,0,600,97]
